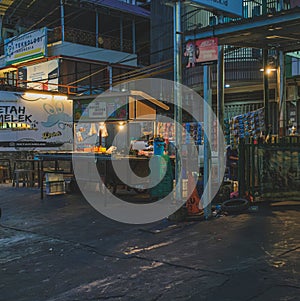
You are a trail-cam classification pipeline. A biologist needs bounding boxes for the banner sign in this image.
[5,27,47,65]
[189,0,243,17]
[184,38,218,68]
[18,59,59,91]
[74,96,128,122]
[0,91,73,151]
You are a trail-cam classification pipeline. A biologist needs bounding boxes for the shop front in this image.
[0,90,73,187]
[0,91,73,151]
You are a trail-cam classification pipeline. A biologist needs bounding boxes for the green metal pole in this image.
[263,49,270,137]
[238,138,245,197]
[174,1,182,203]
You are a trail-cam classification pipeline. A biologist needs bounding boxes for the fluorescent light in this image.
[53,95,68,101]
[23,92,68,101]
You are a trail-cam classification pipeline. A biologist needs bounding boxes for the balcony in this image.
[48,26,135,54]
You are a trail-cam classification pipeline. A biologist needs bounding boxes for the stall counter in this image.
[37,152,152,199]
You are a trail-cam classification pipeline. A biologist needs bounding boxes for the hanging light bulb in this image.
[99,122,108,137]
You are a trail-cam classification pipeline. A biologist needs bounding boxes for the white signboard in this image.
[5,27,47,65]
[18,59,59,91]
[0,91,73,151]
[88,101,107,119]
[190,0,243,17]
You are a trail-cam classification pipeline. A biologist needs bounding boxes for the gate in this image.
[238,136,300,200]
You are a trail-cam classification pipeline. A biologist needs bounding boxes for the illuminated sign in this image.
[18,59,59,91]
[0,91,73,151]
[189,0,243,17]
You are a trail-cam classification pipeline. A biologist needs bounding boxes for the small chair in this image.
[0,159,12,183]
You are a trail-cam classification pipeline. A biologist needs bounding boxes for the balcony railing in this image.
[183,0,291,32]
[183,59,278,89]
[242,0,290,18]
[48,26,134,53]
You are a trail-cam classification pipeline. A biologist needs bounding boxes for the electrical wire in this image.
[66,58,172,88]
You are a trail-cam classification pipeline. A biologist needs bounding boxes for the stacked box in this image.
[45,173,65,195]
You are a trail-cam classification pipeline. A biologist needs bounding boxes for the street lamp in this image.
[260,67,277,74]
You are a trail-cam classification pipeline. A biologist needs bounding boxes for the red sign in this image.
[184,38,218,68]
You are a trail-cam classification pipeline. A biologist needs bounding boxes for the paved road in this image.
[0,184,299,301]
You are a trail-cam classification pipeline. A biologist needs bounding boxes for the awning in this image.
[0,0,14,15]
[130,90,169,110]
[185,7,300,52]
[72,90,170,110]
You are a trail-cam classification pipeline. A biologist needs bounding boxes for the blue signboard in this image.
[189,0,243,17]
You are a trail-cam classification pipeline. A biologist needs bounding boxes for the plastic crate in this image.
[45,173,66,195]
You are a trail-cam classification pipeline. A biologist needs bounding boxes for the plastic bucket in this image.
[154,140,165,155]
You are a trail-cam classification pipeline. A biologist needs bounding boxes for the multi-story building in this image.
[0,0,151,152]
[0,0,150,95]
[151,0,300,135]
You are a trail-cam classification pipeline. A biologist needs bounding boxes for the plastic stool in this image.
[12,169,34,187]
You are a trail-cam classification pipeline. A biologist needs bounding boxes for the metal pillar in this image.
[132,19,136,54]
[217,42,225,183]
[263,49,269,135]
[120,17,123,52]
[96,11,99,48]
[173,1,182,202]
[107,65,113,91]
[203,65,212,219]
[0,15,3,45]
[262,0,267,14]
[279,0,284,10]
[60,0,65,42]
[278,51,286,137]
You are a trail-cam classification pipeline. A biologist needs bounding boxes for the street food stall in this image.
[0,89,200,200]
[37,90,170,198]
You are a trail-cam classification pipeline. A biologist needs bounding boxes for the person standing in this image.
[226,144,239,180]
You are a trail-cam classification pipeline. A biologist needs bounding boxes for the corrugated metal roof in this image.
[82,0,150,18]
[0,0,14,15]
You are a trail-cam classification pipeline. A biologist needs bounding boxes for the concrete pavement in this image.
[0,184,299,301]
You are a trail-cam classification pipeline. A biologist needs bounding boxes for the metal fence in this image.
[238,136,300,200]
